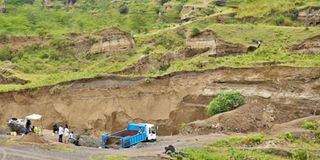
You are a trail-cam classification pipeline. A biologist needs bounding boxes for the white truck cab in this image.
[145,123,157,141]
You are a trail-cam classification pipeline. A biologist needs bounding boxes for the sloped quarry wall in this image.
[0,67,319,135]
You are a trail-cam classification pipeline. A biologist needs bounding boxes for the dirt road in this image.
[0,134,226,160]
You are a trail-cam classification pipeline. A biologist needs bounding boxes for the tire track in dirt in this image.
[2,147,67,160]
[0,148,7,160]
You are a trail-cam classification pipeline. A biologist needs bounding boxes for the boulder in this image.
[78,135,101,148]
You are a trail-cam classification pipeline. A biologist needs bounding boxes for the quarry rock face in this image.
[0,67,319,135]
[62,28,135,56]
[298,7,320,26]
[89,28,135,55]
[290,35,320,54]
[186,30,248,57]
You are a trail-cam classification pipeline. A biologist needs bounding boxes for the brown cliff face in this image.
[186,30,248,57]
[89,28,135,55]
[66,28,135,57]
[290,35,320,54]
[0,67,319,136]
[298,7,320,26]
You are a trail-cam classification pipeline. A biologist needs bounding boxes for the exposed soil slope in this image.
[298,7,320,26]
[290,35,320,54]
[0,67,319,135]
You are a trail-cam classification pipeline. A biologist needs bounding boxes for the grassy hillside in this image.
[0,0,319,92]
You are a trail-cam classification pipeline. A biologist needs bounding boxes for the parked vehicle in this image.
[101,123,157,148]
[7,118,27,134]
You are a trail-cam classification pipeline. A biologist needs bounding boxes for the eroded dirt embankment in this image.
[0,67,319,135]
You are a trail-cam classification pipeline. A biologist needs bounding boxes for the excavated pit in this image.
[0,67,319,136]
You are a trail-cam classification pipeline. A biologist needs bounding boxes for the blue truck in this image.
[101,123,157,148]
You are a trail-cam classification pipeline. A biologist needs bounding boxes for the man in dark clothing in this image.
[53,124,58,134]
[25,120,32,134]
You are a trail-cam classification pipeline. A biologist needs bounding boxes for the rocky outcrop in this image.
[298,7,320,26]
[186,29,249,57]
[290,35,320,54]
[0,67,319,136]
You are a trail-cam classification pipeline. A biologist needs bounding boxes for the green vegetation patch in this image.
[302,120,318,131]
[181,133,320,160]
[1,1,320,92]
[207,91,245,116]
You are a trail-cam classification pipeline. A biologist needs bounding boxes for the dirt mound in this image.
[269,116,320,134]
[78,135,100,148]
[290,35,320,54]
[180,103,274,135]
[19,134,48,144]
[181,102,320,135]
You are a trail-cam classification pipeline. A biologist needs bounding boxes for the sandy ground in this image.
[0,133,226,160]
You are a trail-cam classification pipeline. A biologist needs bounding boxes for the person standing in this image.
[58,125,64,143]
[63,124,70,144]
[25,119,32,135]
[53,124,58,134]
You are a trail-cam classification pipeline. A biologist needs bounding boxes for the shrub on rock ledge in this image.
[207,91,245,116]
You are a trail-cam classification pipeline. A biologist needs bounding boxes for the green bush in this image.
[207,91,245,116]
[190,28,201,37]
[292,150,310,160]
[0,48,13,61]
[301,121,318,130]
[243,134,265,146]
[279,132,296,142]
[315,129,320,144]
[143,47,153,55]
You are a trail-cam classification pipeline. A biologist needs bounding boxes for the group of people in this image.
[53,124,71,143]
[53,124,78,145]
